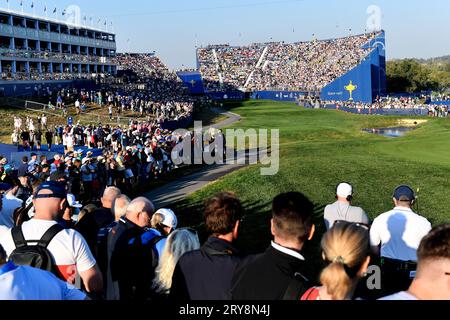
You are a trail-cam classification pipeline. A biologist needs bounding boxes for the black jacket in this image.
[170,237,241,301]
[75,207,113,257]
[231,245,312,300]
[109,218,156,300]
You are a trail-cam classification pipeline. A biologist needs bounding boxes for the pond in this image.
[362,126,416,138]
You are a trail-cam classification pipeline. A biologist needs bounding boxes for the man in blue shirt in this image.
[0,244,86,300]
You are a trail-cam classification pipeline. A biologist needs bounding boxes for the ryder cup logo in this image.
[63,5,82,29]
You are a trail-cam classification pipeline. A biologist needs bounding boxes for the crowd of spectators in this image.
[325,95,450,117]
[0,179,448,301]
[198,32,378,92]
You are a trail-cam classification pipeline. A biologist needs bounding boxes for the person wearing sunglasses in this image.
[381,224,450,300]
[301,221,371,300]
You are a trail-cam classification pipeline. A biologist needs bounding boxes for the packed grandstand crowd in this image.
[198,32,377,92]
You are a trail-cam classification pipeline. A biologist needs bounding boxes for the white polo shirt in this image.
[0,219,96,284]
[370,207,432,262]
[0,262,86,300]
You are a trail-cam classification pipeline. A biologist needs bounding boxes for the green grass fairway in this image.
[171,100,450,276]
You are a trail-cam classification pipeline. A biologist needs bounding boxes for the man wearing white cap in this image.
[323,182,369,230]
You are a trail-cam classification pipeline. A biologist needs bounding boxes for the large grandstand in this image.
[0,8,116,95]
[193,31,387,103]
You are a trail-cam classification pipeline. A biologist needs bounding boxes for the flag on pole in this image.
[31,2,34,8]
[53,7,57,14]
[62,9,66,16]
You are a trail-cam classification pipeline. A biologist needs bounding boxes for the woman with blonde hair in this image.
[302,221,371,300]
[152,228,200,298]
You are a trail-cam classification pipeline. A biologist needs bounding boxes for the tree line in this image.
[386,58,450,94]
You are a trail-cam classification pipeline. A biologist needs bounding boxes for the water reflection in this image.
[363,126,416,138]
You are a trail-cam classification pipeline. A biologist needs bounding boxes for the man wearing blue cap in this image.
[370,185,432,297]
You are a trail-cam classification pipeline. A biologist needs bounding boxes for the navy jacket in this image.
[170,237,241,301]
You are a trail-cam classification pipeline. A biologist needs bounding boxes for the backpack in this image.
[9,224,64,276]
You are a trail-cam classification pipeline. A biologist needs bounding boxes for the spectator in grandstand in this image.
[0,181,103,293]
[301,221,371,300]
[380,224,450,300]
[0,244,87,300]
[231,192,316,300]
[170,192,243,300]
[324,182,369,230]
[370,185,432,297]
[109,197,156,300]
[152,228,201,299]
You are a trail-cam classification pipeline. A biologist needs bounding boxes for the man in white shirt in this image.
[0,181,103,293]
[380,223,450,300]
[0,244,87,300]
[370,185,432,297]
[324,182,369,230]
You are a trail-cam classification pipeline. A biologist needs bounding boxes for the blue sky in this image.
[1,0,449,69]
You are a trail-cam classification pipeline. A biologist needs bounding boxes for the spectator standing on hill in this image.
[170,192,243,300]
[370,185,432,297]
[231,192,316,300]
[380,224,450,300]
[109,105,113,121]
[301,221,371,300]
[45,129,53,151]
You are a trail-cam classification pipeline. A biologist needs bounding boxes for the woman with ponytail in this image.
[301,221,371,300]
